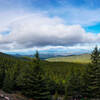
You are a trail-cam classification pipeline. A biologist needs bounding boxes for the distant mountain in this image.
[6,47,91,59]
[0,52,32,61]
[10,52,91,60]
[0,52,14,57]
[11,53,77,60]
[3,49,91,60]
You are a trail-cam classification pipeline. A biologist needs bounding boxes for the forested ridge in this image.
[0,47,100,100]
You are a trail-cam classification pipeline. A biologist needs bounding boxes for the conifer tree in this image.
[82,46,100,98]
[17,51,51,100]
[89,46,100,98]
[3,66,17,93]
[46,77,56,95]
[81,65,91,98]
[64,68,82,100]
[91,46,100,64]
[35,50,40,62]
[0,65,5,88]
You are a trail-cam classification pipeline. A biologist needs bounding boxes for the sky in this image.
[0,0,100,54]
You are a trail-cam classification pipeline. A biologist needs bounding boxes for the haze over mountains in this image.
[4,48,91,59]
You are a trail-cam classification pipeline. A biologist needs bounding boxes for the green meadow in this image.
[47,54,91,63]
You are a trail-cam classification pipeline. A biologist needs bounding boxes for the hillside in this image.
[0,52,14,57]
[47,53,91,63]
[0,52,86,82]
[0,52,88,99]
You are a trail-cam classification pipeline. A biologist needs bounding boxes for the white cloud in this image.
[0,0,100,53]
[0,13,100,52]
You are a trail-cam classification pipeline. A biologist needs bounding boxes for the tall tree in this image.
[17,51,51,100]
[35,50,40,62]
[3,65,18,93]
[91,46,100,64]
[82,46,100,98]
[81,65,91,98]
[64,68,82,100]
[0,65,5,88]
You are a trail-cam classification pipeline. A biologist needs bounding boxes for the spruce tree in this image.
[46,78,56,95]
[35,50,40,62]
[3,66,17,93]
[64,68,82,100]
[91,46,100,64]
[17,51,51,100]
[81,65,91,98]
[0,65,5,88]
[90,46,100,98]
[82,46,100,98]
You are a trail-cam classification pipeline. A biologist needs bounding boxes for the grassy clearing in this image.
[47,54,91,63]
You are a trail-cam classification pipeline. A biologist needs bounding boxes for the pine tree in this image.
[35,50,40,62]
[64,68,82,100]
[3,66,17,93]
[90,46,100,98]
[46,77,56,95]
[56,81,65,95]
[0,65,5,88]
[91,46,100,64]
[82,46,100,98]
[17,51,51,100]
[64,84,69,100]
[81,65,91,98]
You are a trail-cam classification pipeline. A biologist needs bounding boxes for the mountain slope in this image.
[47,54,91,63]
[0,52,86,83]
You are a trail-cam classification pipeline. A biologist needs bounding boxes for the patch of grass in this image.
[47,54,91,63]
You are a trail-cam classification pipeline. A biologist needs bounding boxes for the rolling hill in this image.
[0,52,86,81]
[47,53,91,63]
[0,52,88,100]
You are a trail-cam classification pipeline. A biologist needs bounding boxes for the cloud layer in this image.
[0,0,100,52]
[0,13,100,51]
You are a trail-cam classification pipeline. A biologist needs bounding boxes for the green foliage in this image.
[0,64,5,88]
[64,89,68,100]
[3,63,21,92]
[81,65,91,98]
[1,47,100,99]
[3,68,15,92]
[56,81,65,95]
[17,52,51,100]
[41,61,85,83]
[91,46,100,64]
[63,46,100,99]
[0,51,90,99]
[82,46,100,98]
[54,91,59,100]
[35,50,40,62]
[46,78,56,95]
[65,68,82,99]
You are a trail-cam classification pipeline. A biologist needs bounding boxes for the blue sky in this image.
[0,0,100,54]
